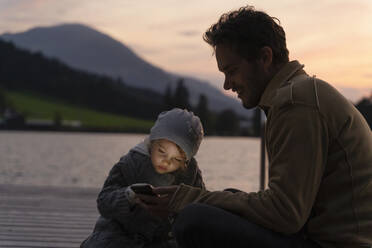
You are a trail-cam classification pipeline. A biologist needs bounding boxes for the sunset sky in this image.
[0,0,371,102]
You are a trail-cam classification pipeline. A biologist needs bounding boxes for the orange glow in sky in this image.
[0,0,371,102]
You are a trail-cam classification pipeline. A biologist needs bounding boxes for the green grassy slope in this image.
[3,90,154,132]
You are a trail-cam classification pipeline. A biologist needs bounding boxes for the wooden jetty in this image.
[0,184,100,248]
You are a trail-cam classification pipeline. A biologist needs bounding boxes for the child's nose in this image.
[161,158,171,166]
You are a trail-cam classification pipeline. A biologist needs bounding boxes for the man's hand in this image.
[136,185,179,219]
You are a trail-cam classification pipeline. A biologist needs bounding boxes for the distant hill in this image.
[0,23,251,117]
[0,39,166,121]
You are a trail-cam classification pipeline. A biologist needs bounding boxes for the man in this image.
[138,6,372,248]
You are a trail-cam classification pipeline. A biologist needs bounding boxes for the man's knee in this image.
[172,203,209,243]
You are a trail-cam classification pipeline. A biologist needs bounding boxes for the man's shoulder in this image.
[272,74,335,109]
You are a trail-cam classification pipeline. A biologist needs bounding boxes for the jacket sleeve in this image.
[96,153,161,241]
[96,156,134,221]
[168,105,328,234]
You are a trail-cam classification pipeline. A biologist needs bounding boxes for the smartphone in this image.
[131,183,157,196]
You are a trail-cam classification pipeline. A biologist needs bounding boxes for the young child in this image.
[81,108,205,248]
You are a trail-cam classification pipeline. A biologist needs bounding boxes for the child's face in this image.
[150,139,187,174]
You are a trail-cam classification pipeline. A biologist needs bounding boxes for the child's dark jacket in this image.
[81,139,205,248]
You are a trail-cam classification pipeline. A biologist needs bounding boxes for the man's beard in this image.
[241,64,268,109]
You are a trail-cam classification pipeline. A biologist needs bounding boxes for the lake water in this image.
[0,131,262,192]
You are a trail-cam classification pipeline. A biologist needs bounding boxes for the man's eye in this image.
[158,149,165,153]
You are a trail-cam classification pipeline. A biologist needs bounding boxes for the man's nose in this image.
[223,77,232,90]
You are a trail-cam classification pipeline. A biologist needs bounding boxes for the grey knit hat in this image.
[149,108,204,161]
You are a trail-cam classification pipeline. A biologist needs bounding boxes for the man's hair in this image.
[203,6,289,65]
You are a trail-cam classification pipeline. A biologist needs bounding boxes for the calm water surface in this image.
[0,131,261,191]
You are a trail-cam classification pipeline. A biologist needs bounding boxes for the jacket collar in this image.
[258,60,305,110]
[131,137,151,157]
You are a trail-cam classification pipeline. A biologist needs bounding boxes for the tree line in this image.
[2,39,369,135]
[163,78,245,135]
[0,39,257,136]
[356,95,372,130]
[1,39,369,135]
[0,40,168,120]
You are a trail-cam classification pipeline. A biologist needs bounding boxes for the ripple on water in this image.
[0,131,263,192]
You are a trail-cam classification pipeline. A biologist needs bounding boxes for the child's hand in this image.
[153,186,179,196]
[124,186,137,205]
[136,185,179,219]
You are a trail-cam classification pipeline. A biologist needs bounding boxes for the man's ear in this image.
[258,46,273,71]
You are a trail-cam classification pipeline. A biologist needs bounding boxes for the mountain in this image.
[0,23,251,117]
[0,39,166,121]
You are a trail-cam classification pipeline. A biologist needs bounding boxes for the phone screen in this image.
[131,184,157,196]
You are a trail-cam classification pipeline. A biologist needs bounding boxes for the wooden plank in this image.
[0,235,84,242]
[0,184,100,248]
[0,210,98,218]
[0,184,99,198]
[0,197,96,208]
[0,240,80,248]
[0,214,97,222]
[0,207,97,214]
[0,227,93,234]
[0,222,93,229]
[0,246,73,248]
[0,232,90,239]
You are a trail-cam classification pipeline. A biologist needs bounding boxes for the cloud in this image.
[173,43,201,50]
[0,0,85,33]
[337,86,372,103]
[178,30,200,37]
[129,43,164,55]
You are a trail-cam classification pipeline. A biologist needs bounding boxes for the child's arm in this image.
[96,153,160,242]
[96,160,134,220]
